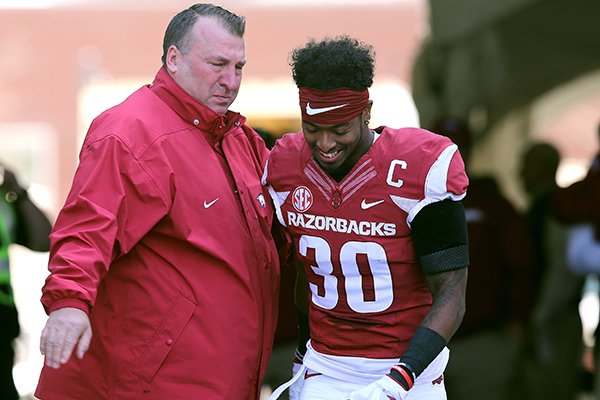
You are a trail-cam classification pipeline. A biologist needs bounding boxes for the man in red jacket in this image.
[36,4,281,399]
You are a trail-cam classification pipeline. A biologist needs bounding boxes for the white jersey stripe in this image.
[305,166,332,202]
[405,143,466,225]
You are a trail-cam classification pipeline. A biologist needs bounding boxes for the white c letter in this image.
[386,160,407,188]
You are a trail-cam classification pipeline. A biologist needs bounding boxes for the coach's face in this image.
[165,16,246,115]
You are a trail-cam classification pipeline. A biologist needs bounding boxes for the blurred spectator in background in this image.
[550,122,600,398]
[520,141,585,400]
[434,116,535,400]
[0,162,51,400]
[551,123,600,247]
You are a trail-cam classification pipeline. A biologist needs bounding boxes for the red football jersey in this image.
[265,126,468,358]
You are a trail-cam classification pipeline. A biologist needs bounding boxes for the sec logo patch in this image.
[292,186,313,212]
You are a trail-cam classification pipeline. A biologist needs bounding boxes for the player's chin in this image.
[315,158,344,176]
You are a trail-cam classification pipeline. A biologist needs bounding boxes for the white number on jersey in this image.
[299,234,394,313]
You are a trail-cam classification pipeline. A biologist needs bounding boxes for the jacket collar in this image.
[149,67,245,141]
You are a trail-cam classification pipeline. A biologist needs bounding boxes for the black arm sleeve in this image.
[411,200,469,274]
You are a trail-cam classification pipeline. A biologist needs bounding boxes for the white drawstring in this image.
[267,363,306,400]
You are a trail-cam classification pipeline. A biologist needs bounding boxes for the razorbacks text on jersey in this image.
[264,126,468,359]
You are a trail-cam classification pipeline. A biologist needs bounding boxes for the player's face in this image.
[165,17,246,115]
[302,114,373,179]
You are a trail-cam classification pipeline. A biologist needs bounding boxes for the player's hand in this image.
[289,349,305,400]
[40,307,92,369]
[345,374,409,400]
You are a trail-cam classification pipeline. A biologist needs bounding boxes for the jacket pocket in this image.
[131,295,196,383]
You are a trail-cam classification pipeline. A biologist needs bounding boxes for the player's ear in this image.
[362,101,373,123]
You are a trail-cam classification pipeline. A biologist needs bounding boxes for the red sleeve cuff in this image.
[46,298,91,316]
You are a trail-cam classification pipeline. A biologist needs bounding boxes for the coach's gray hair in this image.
[161,3,245,65]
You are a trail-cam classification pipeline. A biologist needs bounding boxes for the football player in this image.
[263,36,469,400]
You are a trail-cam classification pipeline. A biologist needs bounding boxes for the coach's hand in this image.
[40,307,92,369]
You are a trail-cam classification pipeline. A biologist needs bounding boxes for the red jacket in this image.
[36,68,280,399]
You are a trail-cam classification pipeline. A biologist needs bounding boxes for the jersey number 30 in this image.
[299,234,394,313]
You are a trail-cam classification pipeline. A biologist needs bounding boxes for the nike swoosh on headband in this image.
[306,102,349,116]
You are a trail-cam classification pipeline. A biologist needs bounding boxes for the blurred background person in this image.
[435,116,535,400]
[0,162,51,400]
[551,122,600,399]
[520,141,585,400]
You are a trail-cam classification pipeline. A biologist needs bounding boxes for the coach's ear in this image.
[165,45,182,75]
